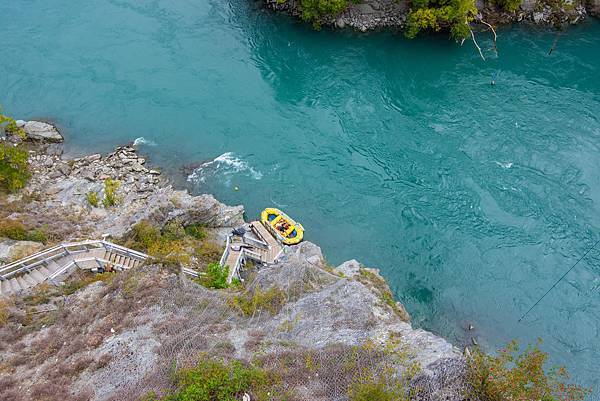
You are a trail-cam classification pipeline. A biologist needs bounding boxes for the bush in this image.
[0,299,9,327]
[406,0,477,40]
[162,220,186,241]
[466,340,591,401]
[125,221,190,266]
[194,240,224,266]
[0,142,30,193]
[495,0,521,11]
[198,262,229,289]
[86,191,99,207]
[155,356,272,401]
[127,221,161,251]
[102,178,120,207]
[230,286,287,317]
[0,219,27,240]
[185,223,207,240]
[0,108,26,139]
[0,219,47,243]
[348,377,401,401]
[300,0,349,28]
[25,228,47,244]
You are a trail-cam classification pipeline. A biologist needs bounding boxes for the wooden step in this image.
[9,278,22,293]
[31,269,45,283]
[38,266,52,278]
[46,260,62,274]
[22,273,38,287]
[23,273,39,287]
[16,276,30,291]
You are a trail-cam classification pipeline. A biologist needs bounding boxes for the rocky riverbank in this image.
[262,0,596,32]
[0,121,466,400]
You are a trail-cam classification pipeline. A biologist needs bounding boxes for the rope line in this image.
[518,238,600,322]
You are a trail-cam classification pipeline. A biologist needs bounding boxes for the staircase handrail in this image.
[0,240,148,279]
[219,235,232,267]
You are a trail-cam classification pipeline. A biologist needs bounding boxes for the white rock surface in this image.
[23,120,63,142]
[0,240,45,263]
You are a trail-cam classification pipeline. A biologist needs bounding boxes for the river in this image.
[1,0,599,393]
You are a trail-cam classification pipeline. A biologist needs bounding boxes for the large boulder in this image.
[23,120,63,143]
[0,240,45,263]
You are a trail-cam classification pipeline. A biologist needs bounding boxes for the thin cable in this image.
[518,238,600,322]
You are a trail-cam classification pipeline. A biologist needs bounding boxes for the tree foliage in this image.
[198,262,229,289]
[0,108,29,193]
[147,356,273,401]
[495,0,522,12]
[0,108,26,139]
[466,340,591,401]
[406,0,477,40]
[300,0,349,28]
[102,178,121,207]
[0,142,30,193]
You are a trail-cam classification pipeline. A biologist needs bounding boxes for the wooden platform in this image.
[221,221,284,283]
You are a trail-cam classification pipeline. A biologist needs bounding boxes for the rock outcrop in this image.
[0,131,465,400]
[12,145,244,240]
[16,120,64,143]
[0,240,45,263]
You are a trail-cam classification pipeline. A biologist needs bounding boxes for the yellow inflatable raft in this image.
[260,208,304,245]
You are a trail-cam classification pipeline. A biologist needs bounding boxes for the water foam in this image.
[133,137,156,147]
[187,152,263,185]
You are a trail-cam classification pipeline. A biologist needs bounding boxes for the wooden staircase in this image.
[220,222,285,284]
[0,240,148,297]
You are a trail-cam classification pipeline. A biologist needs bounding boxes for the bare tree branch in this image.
[478,19,498,55]
[469,28,485,61]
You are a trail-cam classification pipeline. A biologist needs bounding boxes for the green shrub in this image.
[300,0,349,28]
[194,240,224,266]
[466,340,590,401]
[0,219,27,240]
[125,220,190,266]
[0,142,30,193]
[0,108,26,139]
[406,0,477,40]
[156,356,273,401]
[198,262,229,289]
[162,220,186,241]
[102,178,120,207]
[26,228,47,244]
[0,219,47,243]
[185,223,207,240]
[348,377,401,401]
[127,221,161,251]
[0,299,9,327]
[86,191,99,207]
[230,286,287,316]
[495,0,521,11]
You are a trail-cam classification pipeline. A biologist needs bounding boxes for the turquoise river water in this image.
[1,0,600,393]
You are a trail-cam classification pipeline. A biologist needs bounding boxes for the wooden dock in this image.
[221,221,284,283]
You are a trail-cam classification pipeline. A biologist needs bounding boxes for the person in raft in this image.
[276,220,290,232]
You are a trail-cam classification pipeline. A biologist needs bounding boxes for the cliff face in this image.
[263,0,591,31]
[0,123,466,400]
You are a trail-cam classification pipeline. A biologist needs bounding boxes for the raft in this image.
[260,207,304,245]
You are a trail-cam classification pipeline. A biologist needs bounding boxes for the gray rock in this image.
[337,259,361,277]
[0,240,45,263]
[56,162,72,176]
[23,121,63,142]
